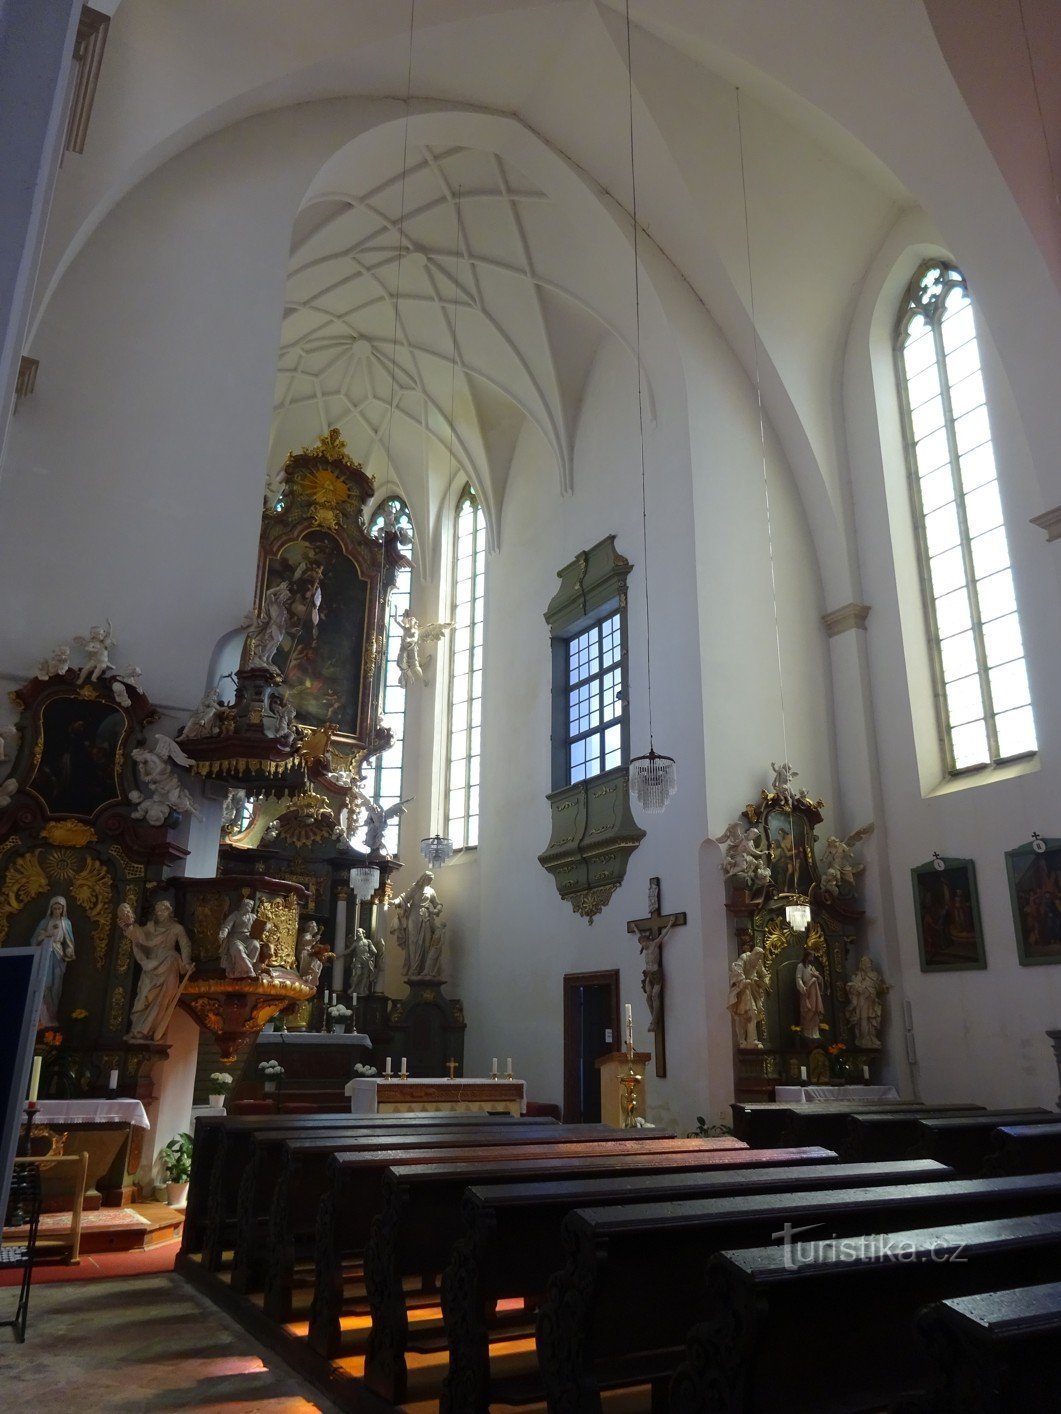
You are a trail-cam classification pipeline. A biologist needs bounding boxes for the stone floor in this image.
[0,1273,341,1412]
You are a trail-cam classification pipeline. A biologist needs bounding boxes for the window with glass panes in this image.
[564,610,624,784]
[363,497,412,854]
[446,487,485,848]
[896,261,1037,772]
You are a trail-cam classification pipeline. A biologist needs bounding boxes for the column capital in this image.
[1030,506,1061,541]
[821,602,871,638]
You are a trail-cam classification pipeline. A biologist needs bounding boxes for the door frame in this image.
[562,968,620,1123]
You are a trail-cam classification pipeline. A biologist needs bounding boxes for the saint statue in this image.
[795,948,825,1039]
[30,896,76,1028]
[218,897,259,978]
[118,899,194,1041]
[347,927,381,995]
[391,871,446,980]
[727,945,769,1048]
[846,955,889,1049]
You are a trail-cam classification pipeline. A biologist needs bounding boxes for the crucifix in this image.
[445,1057,459,1079]
[626,876,686,1078]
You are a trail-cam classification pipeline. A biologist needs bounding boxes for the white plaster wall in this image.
[844,210,1061,1109]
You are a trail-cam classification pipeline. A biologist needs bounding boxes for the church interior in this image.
[3,1,1061,1409]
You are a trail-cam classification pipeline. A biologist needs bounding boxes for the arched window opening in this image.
[363,497,413,854]
[896,261,1036,772]
[446,487,486,848]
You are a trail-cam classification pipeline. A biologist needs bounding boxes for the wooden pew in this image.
[535,1172,1061,1413]
[360,1140,814,1403]
[983,1121,1061,1176]
[842,1106,997,1162]
[271,1124,681,1328]
[784,1101,983,1153]
[731,1100,935,1148]
[200,1112,556,1272]
[228,1113,557,1294]
[439,1157,947,1414]
[671,1216,1061,1414]
[306,1130,698,1360]
[896,1280,1061,1413]
[912,1110,1056,1175]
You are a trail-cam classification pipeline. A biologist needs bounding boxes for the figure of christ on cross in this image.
[626,876,687,1078]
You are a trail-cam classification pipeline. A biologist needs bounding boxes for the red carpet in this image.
[0,1236,178,1285]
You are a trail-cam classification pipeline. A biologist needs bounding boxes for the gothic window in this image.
[366,497,413,854]
[896,261,1037,772]
[446,486,485,848]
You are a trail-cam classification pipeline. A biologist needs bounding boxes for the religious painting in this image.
[1005,838,1061,966]
[258,531,368,737]
[911,857,986,972]
[762,805,815,895]
[27,696,127,818]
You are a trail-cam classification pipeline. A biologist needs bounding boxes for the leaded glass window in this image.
[446,487,485,848]
[364,497,412,854]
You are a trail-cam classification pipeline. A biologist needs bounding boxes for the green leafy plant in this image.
[689,1116,734,1139]
[159,1131,193,1183]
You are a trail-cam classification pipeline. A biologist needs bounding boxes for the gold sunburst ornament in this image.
[297,467,350,529]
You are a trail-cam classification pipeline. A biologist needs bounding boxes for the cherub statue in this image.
[820,822,874,895]
[769,760,811,807]
[713,820,771,888]
[346,782,411,853]
[394,609,454,687]
[179,688,223,740]
[73,621,116,682]
[129,734,202,825]
[36,644,70,680]
[247,582,293,669]
[272,697,297,743]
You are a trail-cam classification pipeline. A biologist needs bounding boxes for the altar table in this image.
[774,1085,900,1103]
[345,1076,526,1116]
[25,1099,150,1207]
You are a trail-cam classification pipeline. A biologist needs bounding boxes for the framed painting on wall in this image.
[1005,838,1061,966]
[911,857,986,972]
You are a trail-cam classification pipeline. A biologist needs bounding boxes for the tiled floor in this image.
[0,1273,341,1412]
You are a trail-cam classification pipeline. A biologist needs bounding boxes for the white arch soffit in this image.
[270,107,671,551]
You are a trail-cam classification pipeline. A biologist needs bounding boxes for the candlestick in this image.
[400,1057,407,1076]
[800,1065,808,1083]
[28,1055,41,1103]
[491,1057,498,1078]
[108,1068,119,1092]
[506,1057,513,1079]
[863,1065,870,1081]
[384,1057,392,1075]
[351,992,358,1009]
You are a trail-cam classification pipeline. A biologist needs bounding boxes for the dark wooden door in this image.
[563,970,620,1123]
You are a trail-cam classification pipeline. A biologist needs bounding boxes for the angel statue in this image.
[770,761,809,807]
[73,621,116,682]
[247,582,294,670]
[713,820,771,889]
[820,822,874,895]
[36,644,70,680]
[394,609,454,688]
[130,734,203,825]
[346,781,411,854]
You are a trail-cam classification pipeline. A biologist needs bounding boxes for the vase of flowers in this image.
[208,1071,232,1107]
[159,1131,193,1208]
[327,1002,352,1034]
[258,1059,284,1095]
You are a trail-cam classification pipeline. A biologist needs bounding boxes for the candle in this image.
[800,1065,808,1083]
[863,1065,870,1081]
[506,1057,513,1076]
[324,990,330,1006]
[625,1003,633,1052]
[28,1055,41,1102]
[491,1057,498,1075]
[384,1057,392,1075]
[108,1068,119,1091]
[400,1057,407,1075]
[351,992,358,1009]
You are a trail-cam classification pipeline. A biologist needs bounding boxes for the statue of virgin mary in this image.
[30,895,76,1028]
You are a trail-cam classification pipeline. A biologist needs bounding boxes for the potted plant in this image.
[159,1131,193,1208]
[258,1059,285,1093]
[327,1002,352,1034]
[208,1071,233,1108]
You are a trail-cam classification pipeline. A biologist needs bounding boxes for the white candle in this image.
[400,1057,407,1074]
[863,1065,870,1081]
[506,1057,512,1076]
[351,992,358,1009]
[800,1066,808,1083]
[384,1057,392,1075]
[492,1057,498,1075]
[324,990,330,1006]
[108,1068,119,1091]
[625,1003,633,1050]
[28,1055,41,1102]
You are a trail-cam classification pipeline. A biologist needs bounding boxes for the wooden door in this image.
[563,970,620,1123]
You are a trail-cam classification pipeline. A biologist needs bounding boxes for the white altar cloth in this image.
[31,1098,150,1128]
[774,1085,900,1104]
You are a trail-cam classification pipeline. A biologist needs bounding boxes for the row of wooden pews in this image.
[177,1099,1061,1412]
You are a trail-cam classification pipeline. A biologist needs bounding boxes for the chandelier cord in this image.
[624,0,655,749]
[736,87,790,774]
[383,0,416,479]
[1017,0,1060,216]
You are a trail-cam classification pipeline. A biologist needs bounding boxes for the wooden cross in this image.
[445,1057,459,1079]
[626,876,687,1078]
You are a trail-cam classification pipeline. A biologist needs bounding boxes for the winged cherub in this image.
[820,822,875,895]
[345,781,412,854]
[129,734,202,826]
[713,820,771,889]
[394,609,454,688]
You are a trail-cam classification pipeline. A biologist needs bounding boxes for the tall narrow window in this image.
[564,611,624,784]
[366,497,413,855]
[896,261,1037,772]
[447,486,485,848]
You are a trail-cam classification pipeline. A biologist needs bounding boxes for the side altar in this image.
[345,1075,525,1116]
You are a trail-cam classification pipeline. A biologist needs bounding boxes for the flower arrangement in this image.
[209,1071,233,1093]
[258,1060,285,1083]
[327,1003,352,1019]
[353,1062,378,1077]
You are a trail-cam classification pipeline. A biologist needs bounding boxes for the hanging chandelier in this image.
[349,864,381,901]
[420,834,454,869]
[786,901,812,933]
[623,0,676,815]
